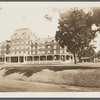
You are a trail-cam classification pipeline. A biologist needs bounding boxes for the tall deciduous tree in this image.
[77,45,96,62]
[55,8,97,64]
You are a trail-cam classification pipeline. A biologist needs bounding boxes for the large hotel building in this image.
[0,28,73,64]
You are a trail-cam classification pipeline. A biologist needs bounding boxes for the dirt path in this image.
[0,78,100,92]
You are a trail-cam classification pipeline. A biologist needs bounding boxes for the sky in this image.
[0,4,60,40]
[0,2,100,52]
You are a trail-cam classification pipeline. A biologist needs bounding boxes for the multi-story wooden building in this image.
[0,28,74,64]
[0,40,11,63]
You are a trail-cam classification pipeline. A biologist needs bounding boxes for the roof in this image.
[0,40,11,45]
[13,28,36,37]
[15,28,30,31]
[38,36,54,43]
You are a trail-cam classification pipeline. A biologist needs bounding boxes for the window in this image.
[26,36,28,39]
[37,51,39,54]
[60,46,62,49]
[43,45,45,49]
[26,41,28,44]
[33,42,35,45]
[33,47,35,50]
[17,47,19,50]
[30,42,31,45]
[54,40,56,43]
[12,42,15,45]
[21,46,23,49]
[33,51,35,54]
[48,46,50,48]
[54,45,56,49]
[13,37,15,39]
[22,32,25,35]
[21,51,23,54]
[12,52,15,54]
[60,50,63,54]
[25,51,28,54]
[43,51,45,54]
[17,37,19,39]
[21,41,24,44]
[26,46,28,49]
[17,42,19,45]
[48,50,50,54]
[21,37,23,39]
[37,46,40,49]
[16,51,19,54]
[4,48,6,51]
[64,49,66,54]
[12,47,14,50]
[54,50,56,54]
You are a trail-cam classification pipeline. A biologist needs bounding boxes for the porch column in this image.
[72,55,74,63]
[9,56,11,63]
[39,56,40,64]
[46,55,47,64]
[64,55,66,61]
[60,55,61,62]
[32,56,34,64]
[59,54,62,62]
[53,55,55,63]
[65,55,66,61]
[23,55,25,63]
[69,55,72,62]
[18,56,20,63]
[26,56,27,62]
[2,57,3,62]
[4,56,6,63]
[6,57,8,63]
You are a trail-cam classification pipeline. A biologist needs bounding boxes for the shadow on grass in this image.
[1,65,100,77]
[3,68,43,77]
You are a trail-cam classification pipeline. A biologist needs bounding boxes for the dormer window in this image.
[22,32,25,35]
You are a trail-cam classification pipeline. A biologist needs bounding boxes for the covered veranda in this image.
[4,54,73,64]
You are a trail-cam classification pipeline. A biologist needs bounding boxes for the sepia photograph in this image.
[0,1,100,97]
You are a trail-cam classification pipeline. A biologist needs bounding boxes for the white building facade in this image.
[0,28,74,64]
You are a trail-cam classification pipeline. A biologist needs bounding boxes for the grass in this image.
[72,70,100,88]
[1,64,100,88]
[1,65,100,77]
[3,67,43,77]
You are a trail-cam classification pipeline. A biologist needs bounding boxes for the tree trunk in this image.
[78,55,82,63]
[73,53,77,64]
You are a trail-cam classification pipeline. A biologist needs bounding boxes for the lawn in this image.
[0,62,100,88]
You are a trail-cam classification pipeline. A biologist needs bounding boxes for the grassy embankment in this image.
[0,64,100,88]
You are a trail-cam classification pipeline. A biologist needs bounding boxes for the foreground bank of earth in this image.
[0,62,100,91]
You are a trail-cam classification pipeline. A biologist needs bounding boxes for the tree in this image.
[77,45,95,62]
[55,8,97,64]
[90,7,100,27]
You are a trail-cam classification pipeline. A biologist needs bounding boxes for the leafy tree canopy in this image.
[55,8,100,64]
[78,45,96,62]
